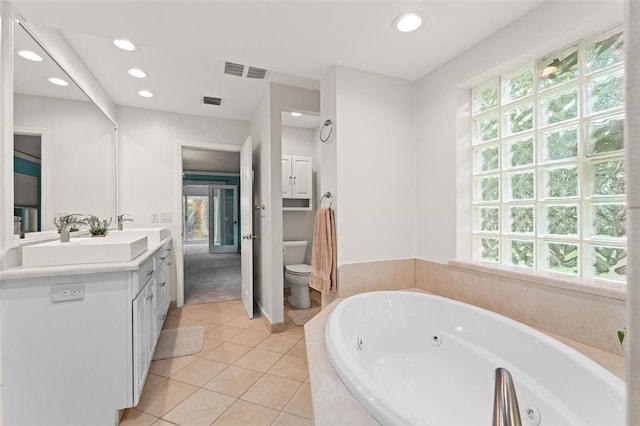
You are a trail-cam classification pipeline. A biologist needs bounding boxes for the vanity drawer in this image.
[154,244,171,269]
[133,258,155,297]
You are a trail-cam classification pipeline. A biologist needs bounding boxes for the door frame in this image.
[14,126,51,232]
[175,140,241,308]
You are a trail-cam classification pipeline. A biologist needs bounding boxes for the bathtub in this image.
[324,291,624,425]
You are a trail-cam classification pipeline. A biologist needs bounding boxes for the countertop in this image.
[0,237,172,281]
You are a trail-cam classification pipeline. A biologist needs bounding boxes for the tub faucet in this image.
[492,368,522,426]
[117,214,133,231]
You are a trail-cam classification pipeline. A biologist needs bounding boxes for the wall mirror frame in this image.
[8,13,118,248]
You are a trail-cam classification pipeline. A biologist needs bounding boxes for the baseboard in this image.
[257,303,286,333]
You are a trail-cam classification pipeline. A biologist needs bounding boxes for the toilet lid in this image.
[286,264,311,275]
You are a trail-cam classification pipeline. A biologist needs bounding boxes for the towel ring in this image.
[320,119,333,143]
[320,191,333,208]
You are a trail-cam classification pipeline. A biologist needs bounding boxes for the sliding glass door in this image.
[209,185,238,253]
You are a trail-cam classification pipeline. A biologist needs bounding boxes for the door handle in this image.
[242,234,257,240]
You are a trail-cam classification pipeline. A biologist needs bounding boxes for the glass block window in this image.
[471,26,626,282]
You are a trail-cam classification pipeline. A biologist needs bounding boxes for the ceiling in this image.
[12,1,545,122]
[182,148,240,174]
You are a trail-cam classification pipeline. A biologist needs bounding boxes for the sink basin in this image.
[22,236,148,267]
[109,227,170,244]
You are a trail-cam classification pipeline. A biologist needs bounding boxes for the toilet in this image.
[283,240,312,309]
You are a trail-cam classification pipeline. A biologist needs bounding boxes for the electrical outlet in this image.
[151,212,159,223]
[52,283,84,303]
[160,212,172,223]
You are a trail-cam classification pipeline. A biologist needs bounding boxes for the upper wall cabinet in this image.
[282,155,312,210]
[282,155,312,199]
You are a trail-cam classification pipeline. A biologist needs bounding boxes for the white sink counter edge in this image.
[0,237,172,280]
[304,288,625,426]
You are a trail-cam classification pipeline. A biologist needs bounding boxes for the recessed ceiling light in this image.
[291,112,303,117]
[17,50,43,62]
[113,39,136,51]
[128,68,147,78]
[138,90,154,98]
[393,12,424,33]
[48,77,69,86]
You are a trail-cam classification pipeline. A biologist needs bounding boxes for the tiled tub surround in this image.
[306,290,625,425]
[324,291,624,425]
[337,258,625,355]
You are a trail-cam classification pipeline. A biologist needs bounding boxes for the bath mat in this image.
[152,326,205,360]
[287,306,321,326]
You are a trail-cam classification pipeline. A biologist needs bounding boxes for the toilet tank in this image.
[283,241,308,266]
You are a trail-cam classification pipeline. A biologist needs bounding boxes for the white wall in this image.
[250,84,320,325]
[334,66,417,265]
[14,94,115,227]
[415,0,624,263]
[282,125,316,263]
[117,106,249,301]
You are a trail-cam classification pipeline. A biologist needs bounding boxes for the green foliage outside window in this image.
[481,238,500,262]
[481,146,499,171]
[475,85,499,113]
[511,207,534,233]
[477,115,499,141]
[511,241,534,267]
[539,50,578,90]
[548,167,578,197]
[589,73,624,113]
[503,69,533,102]
[548,206,578,235]
[594,204,626,238]
[546,127,577,160]
[548,243,578,274]
[593,246,627,277]
[590,117,624,155]
[481,208,499,232]
[511,172,534,199]
[481,177,499,201]
[545,91,578,125]
[594,160,625,196]
[509,137,533,167]
[586,32,624,73]
[506,104,533,134]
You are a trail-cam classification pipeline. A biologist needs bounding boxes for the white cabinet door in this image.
[132,283,151,405]
[291,156,312,198]
[282,155,312,200]
[282,156,293,198]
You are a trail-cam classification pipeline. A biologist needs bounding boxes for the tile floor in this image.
[121,299,312,426]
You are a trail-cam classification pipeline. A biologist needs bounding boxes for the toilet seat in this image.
[285,264,311,275]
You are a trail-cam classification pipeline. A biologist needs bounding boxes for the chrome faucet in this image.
[58,214,87,243]
[492,368,522,426]
[117,214,133,231]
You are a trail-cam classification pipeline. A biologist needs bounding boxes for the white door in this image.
[240,137,254,318]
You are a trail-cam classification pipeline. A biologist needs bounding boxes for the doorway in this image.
[181,146,242,306]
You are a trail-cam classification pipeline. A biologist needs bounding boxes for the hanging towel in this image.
[310,207,336,295]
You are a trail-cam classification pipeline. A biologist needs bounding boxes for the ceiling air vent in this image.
[203,96,222,106]
[246,66,269,79]
[224,61,245,77]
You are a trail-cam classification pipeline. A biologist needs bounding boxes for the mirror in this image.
[13,22,116,238]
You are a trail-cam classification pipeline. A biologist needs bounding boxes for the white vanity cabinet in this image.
[132,241,172,404]
[282,155,312,199]
[0,239,173,425]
